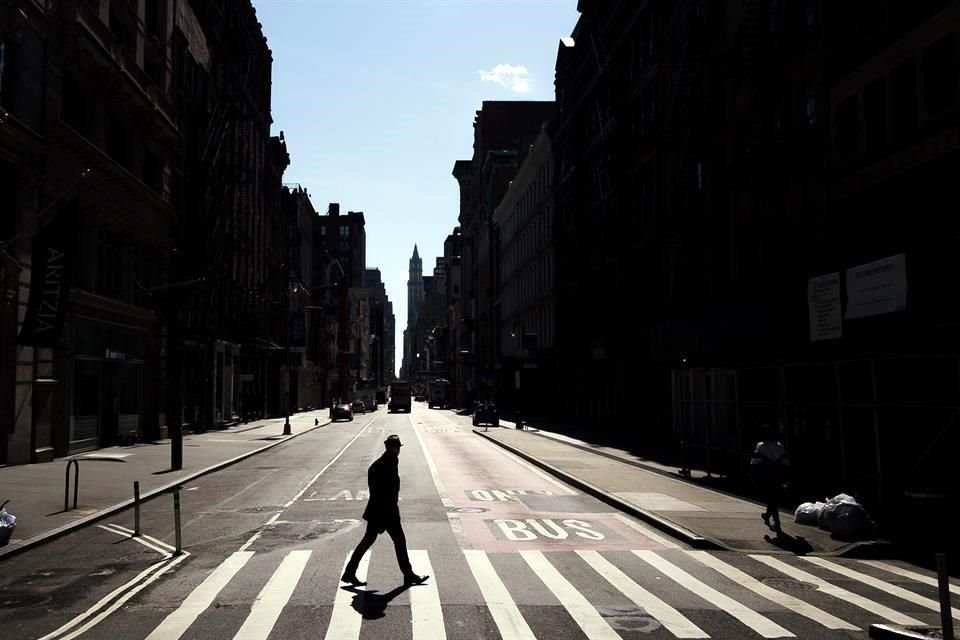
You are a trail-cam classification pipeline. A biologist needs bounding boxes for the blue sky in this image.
[253,0,578,375]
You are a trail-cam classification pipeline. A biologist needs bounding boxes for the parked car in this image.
[472,401,499,428]
[332,402,354,422]
[352,400,366,415]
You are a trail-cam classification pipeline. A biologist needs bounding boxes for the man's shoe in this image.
[404,572,429,586]
[341,572,366,586]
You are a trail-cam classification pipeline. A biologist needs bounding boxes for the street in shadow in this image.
[764,530,814,555]
[342,583,412,620]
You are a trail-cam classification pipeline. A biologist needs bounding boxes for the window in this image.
[339,240,349,253]
[922,34,959,115]
[863,78,887,155]
[834,95,861,160]
[804,92,818,128]
[892,58,918,141]
[320,225,326,236]
[339,225,349,237]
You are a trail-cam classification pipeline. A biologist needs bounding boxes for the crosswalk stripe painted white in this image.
[613,514,680,549]
[521,550,623,640]
[634,550,793,638]
[577,550,708,638]
[802,557,960,620]
[409,550,446,640]
[861,560,960,596]
[144,551,253,640]
[234,550,312,640]
[686,551,858,631]
[750,555,924,626]
[324,552,370,640]
[464,550,537,640]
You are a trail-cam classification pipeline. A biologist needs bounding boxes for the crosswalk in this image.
[89,548,958,640]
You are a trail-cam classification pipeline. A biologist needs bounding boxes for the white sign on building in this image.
[845,254,908,320]
[808,272,842,341]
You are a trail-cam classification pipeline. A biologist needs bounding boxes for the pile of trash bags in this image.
[794,493,875,540]
[0,500,15,547]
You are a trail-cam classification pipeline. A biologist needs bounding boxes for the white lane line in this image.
[409,550,446,640]
[750,555,924,626]
[687,551,858,631]
[98,524,170,557]
[613,514,681,549]
[464,550,536,640]
[580,550,707,638]
[520,550,622,640]
[861,560,960,595]
[234,550,312,640]
[102,523,177,554]
[324,552,370,640]
[42,552,190,640]
[579,550,707,638]
[239,531,262,553]
[38,555,175,640]
[409,414,453,507]
[437,412,577,495]
[803,557,960,620]
[144,551,254,640]
[284,412,382,508]
[634,550,793,638]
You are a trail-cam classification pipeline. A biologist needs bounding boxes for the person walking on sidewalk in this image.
[341,435,428,586]
[750,425,790,533]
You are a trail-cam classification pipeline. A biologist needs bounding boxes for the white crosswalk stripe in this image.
[634,550,794,638]
[145,551,253,640]
[577,550,708,638]
[860,560,960,595]
[751,554,925,626]
[409,550,446,640]
[324,551,370,640]
[802,557,960,620]
[234,550,312,640]
[685,551,858,631]
[110,545,953,640]
[521,550,623,640]
[464,550,537,640]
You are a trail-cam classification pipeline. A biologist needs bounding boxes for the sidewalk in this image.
[0,410,330,559]
[475,421,887,556]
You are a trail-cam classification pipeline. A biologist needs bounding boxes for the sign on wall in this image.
[845,254,907,320]
[807,272,842,341]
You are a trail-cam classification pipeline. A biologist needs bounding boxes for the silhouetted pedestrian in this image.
[341,435,427,586]
[750,424,790,533]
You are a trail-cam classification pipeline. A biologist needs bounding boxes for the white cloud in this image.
[478,64,531,93]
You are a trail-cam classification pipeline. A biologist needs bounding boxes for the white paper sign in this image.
[808,272,842,341]
[845,254,907,320]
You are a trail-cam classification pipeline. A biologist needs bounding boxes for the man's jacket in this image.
[362,453,401,530]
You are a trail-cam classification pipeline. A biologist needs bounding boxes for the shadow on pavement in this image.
[764,530,814,555]
[343,583,411,620]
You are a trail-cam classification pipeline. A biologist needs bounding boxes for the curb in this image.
[869,624,943,639]
[0,414,334,562]
[474,428,723,551]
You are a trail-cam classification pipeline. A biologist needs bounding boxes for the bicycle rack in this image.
[64,459,79,512]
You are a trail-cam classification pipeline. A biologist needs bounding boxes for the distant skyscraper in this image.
[402,245,425,378]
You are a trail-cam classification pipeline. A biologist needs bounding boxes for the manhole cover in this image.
[238,505,285,514]
[0,592,53,609]
[448,507,488,513]
[761,577,817,591]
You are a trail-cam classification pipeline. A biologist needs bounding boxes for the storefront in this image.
[65,317,147,453]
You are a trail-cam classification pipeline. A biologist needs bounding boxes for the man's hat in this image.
[384,434,403,447]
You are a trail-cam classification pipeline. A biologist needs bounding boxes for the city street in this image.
[1,404,956,640]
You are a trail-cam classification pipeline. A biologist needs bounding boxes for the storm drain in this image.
[761,577,818,591]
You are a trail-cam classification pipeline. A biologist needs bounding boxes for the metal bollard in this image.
[64,459,79,512]
[133,481,141,537]
[173,489,183,555]
[938,554,954,640]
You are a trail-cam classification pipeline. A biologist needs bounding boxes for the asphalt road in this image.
[1,404,955,640]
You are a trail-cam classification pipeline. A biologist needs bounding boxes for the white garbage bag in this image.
[820,493,874,540]
[0,500,15,547]
[794,501,825,525]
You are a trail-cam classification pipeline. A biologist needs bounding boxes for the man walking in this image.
[341,434,427,586]
[750,424,790,533]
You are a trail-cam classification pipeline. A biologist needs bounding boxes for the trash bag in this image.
[820,493,874,540]
[0,500,15,547]
[794,501,825,525]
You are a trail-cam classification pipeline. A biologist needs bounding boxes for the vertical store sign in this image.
[807,272,842,341]
[18,197,78,348]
